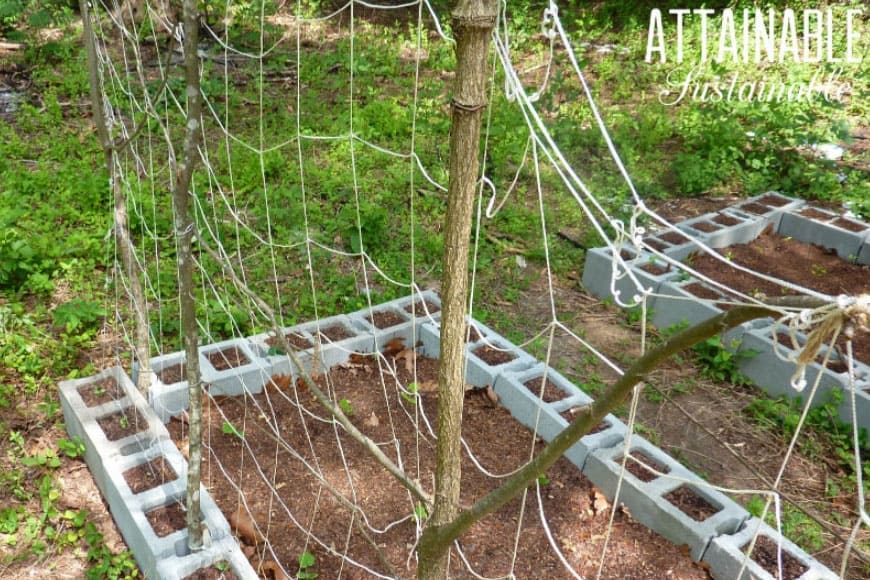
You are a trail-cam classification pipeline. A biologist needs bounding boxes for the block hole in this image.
[663,485,721,521]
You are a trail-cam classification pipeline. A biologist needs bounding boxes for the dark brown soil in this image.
[159,362,186,385]
[712,213,739,226]
[832,217,867,233]
[523,376,568,403]
[746,535,809,579]
[626,451,670,483]
[660,231,690,245]
[560,408,607,432]
[79,376,125,407]
[799,207,833,220]
[366,310,405,329]
[757,194,791,208]
[775,332,849,374]
[265,332,312,350]
[317,324,352,342]
[689,221,720,233]
[473,344,517,366]
[145,502,187,538]
[97,408,148,441]
[663,486,720,521]
[644,238,668,252]
[183,563,238,580]
[123,457,177,494]
[207,347,250,371]
[639,262,668,275]
[404,300,440,315]
[168,354,710,579]
[740,202,770,215]
[688,229,870,364]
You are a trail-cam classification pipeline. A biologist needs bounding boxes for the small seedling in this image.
[297,551,318,579]
[338,398,354,416]
[118,415,129,429]
[221,421,244,439]
[413,502,428,522]
[401,382,419,405]
[536,473,550,486]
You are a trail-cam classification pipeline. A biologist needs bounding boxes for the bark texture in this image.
[418,1,497,578]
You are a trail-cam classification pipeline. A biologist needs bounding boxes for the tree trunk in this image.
[418,1,497,578]
[174,0,206,551]
[80,0,153,393]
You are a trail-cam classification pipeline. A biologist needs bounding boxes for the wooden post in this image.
[80,0,153,393]
[418,1,498,577]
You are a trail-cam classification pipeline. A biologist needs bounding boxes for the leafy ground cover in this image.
[0,0,867,577]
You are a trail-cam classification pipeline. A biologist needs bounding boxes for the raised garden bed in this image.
[61,291,838,579]
[582,192,870,431]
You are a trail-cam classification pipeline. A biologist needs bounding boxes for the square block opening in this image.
[663,485,722,521]
[473,343,517,367]
[123,456,178,494]
[756,193,791,208]
[742,535,809,579]
[713,213,741,226]
[405,300,440,315]
[316,323,353,342]
[158,362,186,385]
[523,376,569,403]
[689,221,722,233]
[266,332,313,352]
[205,346,250,371]
[145,501,187,538]
[79,376,125,407]
[97,407,149,442]
[366,309,406,329]
[625,450,671,483]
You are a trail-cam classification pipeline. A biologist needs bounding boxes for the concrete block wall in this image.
[62,289,840,578]
[704,517,839,580]
[59,367,257,580]
[582,193,870,433]
[583,439,748,561]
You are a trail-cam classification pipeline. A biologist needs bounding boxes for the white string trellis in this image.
[93,0,869,578]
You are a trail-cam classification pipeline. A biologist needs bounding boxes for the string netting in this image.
[87,0,868,577]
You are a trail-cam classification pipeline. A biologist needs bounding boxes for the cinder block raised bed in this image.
[583,438,748,560]
[582,192,870,432]
[62,291,839,578]
[59,367,256,580]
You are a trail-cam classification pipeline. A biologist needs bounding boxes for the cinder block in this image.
[650,278,725,331]
[677,209,769,249]
[778,210,865,263]
[703,517,838,579]
[735,327,870,430]
[292,314,374,370]
[199,339,271,397]
[735,191,804,229]
[248,327,316,379]
[417,322,515,388]
[584,439,748,560]
[582,246,673,307]
[60,367,241,580]
[491,365,587,442]
[552,396,628,471]
[155,535,258,580]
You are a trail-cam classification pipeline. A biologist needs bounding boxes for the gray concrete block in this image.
[678,209,769,249]
[248,327,316,380]
[736,327,870,430]
[858,238,870,266]
[551,396,628,471]
[582,245,673,306]
[293,314,374,370]
[735,191,804,229]
[650,278,725,331]
[584,439,748,560]
[778,210,865,263]
[200,338,271,397]
[60,367,242,580]
[703,517,838,579]
[155,535,258,580]
[491,366,585,442]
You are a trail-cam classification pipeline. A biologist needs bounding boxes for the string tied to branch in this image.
[781,294,870,391]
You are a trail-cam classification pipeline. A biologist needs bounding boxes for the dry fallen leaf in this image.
[260,560,289,580]
[364,412,380,427]
[178,435,189,460]
[395,348,416,373]
[229,506,266,545]
[484,385,499,406]
[591,487,609,516]
[268,374,293,392]
[417,380,438,393]
[382,337,406,357]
